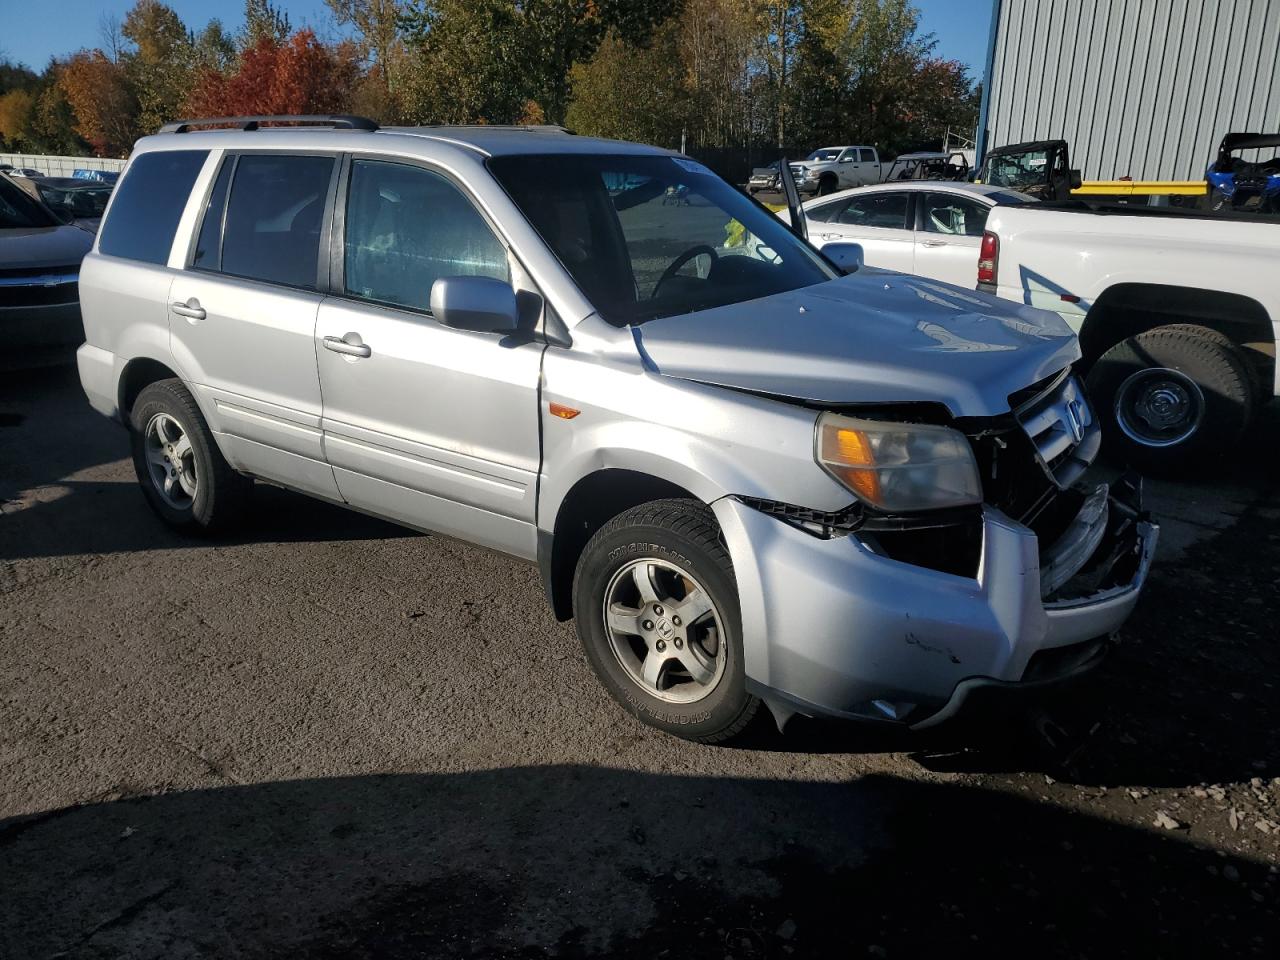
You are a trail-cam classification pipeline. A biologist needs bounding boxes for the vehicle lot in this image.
[3,367,1279,957]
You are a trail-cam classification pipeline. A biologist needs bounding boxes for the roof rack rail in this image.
[158,115,379,134]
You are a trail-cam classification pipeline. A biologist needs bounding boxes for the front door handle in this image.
[921,239,949,247]
[323,333,371,358]
[170,299,206,320]
[820,232,842,240]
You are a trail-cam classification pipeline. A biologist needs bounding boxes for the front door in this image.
[168,151,341,499]
[913,192,990,287]
[811,191,915,273]
[316,157,543,559]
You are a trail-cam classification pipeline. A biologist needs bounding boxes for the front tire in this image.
[816,176,837,196]
[129,379,251,533]
[1086,325,1255,473]
[572,499,759,743]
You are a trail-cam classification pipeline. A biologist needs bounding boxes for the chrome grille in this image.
[1012,370,1100,489]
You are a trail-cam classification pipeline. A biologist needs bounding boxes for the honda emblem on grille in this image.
[1065,399,1085,443]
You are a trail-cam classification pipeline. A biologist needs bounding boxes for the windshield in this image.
[807,149,841,162]
[37,183,112,219]
[489,154,836,326]
[0,176,58,229]
[983,151,1050,189]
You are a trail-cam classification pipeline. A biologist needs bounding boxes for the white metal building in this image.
[976,0,1280,180]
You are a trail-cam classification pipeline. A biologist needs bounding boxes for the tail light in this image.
[978,231,999,285]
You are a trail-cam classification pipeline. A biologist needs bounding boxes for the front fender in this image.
[537,343,852,535]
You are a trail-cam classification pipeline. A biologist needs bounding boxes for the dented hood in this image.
[634,271,1080,417]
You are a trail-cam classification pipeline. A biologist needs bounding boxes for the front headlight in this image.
[815,412,982,513]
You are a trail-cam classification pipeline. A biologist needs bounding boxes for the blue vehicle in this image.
[1206,133,1280,213]
[72,168,121,184]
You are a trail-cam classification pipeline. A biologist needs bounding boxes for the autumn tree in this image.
[58,51,139,156]
[186,30,357,117]
[0,89,37,150]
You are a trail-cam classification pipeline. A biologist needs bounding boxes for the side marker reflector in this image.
[549,403,580,420]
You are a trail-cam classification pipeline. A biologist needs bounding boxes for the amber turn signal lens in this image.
[549,402,580,420]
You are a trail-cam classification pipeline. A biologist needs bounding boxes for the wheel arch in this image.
[539,468,704,621]
[1078,283,1276,391]
[118,356,183,420]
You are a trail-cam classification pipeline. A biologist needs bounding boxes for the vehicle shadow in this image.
[0,365,408,561]
[2,767,1275,958]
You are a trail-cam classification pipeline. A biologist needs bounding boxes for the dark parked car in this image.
[0,173,93,366]
[25,177,114,233]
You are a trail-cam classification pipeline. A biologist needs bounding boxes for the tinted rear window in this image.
[99,150,208,264]
[219,154,334,289]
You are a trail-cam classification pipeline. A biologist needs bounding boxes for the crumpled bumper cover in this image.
[715,478,1158,728]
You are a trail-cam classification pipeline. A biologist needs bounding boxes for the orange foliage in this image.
[58,52,139,156]
[185,30,358,118]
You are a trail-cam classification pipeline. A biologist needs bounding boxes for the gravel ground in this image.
[2,366,1278,958]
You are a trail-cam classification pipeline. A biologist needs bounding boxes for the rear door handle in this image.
[323,334,371,358]
[921,239,949,247]
[170,299,206,320]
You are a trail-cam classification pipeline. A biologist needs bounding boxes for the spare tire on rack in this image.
[1085,324,1255,475]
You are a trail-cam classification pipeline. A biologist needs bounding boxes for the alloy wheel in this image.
[144,412,198,508]
[602,558,728,704]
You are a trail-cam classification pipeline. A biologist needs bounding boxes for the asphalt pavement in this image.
[2,365,1278,958]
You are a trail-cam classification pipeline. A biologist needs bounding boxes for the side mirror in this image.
[839,156,853,163]
[822,241,864,274]
[430,276,519,334]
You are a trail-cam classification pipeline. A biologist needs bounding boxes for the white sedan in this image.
[802,182,1034,287]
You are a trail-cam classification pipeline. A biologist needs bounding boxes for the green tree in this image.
[241,0,292,49]
[566,22,687,148]
[122,0,194,133]
[0,88,37,150]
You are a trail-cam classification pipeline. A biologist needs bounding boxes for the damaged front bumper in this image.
[714,476,1157,730]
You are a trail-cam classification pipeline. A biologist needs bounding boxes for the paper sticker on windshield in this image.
[1028,157,1047,167]
[673,158,712,176]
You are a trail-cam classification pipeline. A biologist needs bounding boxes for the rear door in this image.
[168,151,341,499]
[913,191,992,287]
[810,191,915,272]
[315,156,543,559]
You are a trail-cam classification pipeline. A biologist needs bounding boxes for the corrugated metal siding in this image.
[982,0,1280,180]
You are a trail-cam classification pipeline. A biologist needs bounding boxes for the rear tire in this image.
[572,499,759,743]
[1086,324,1254,474]
[1155,323,1271,406]
[129,379,251,533]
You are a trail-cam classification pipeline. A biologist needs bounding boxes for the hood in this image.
[0,225,93,270]
[634,271,1080,418]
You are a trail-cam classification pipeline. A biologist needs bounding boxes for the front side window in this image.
[490,154,835,326]
[220,154,334,289]
[343,159,509,312]
[838,193,909,229]
[923,193,990,237]
[98,150,208,264]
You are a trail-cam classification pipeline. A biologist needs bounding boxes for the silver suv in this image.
[76,116,1157,742]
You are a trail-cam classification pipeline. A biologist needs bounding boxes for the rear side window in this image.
[99,150,208,265]
[806,199,848,223]
[840,193,909,228]
[219,154,335,289]
[859,148,876,163]
[343,159,508,312]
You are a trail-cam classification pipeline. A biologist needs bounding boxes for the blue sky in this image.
[2,0,995,76]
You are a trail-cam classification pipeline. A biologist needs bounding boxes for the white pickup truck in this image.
[789,146,882,196]
[980,203,1279,472]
